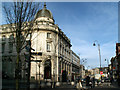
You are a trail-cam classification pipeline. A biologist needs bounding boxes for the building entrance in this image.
[62,70,67,82]
[44,60,51,79]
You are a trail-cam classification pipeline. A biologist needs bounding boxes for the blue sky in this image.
[2,2,118,69]
[45,2,118,69]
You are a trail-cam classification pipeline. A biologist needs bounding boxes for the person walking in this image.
[110,77,113,84]
[76,80,83,90]
[86,76,90,88]
[92,77,95,88]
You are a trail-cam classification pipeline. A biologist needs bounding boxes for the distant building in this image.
[71,51,80,81]
[111,56,118,80]
[80,65,85,79]
[116,43,120,85]
[93,68,99,75]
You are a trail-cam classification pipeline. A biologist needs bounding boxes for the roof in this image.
[35,3,53,19]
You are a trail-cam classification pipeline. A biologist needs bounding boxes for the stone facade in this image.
[1,3,81,82]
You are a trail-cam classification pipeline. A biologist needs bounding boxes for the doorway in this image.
[44,60,51,79]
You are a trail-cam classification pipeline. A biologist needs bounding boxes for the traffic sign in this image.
[100,71,103,75]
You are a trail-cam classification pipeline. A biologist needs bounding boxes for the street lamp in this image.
[93,40,102,71]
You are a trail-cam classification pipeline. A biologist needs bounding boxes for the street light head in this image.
[93,43,96,46]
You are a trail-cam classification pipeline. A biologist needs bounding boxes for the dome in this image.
[35,3,53,19]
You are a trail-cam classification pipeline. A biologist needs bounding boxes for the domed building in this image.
[1,3,81,87]
[30,3,73,82]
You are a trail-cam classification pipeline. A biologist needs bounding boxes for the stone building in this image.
[1,3,81,83]
[80,65,85,79]
[71,51,80,81]
[30,3,72,82]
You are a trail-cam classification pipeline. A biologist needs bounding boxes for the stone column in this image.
[60,61,62,81]
[65,63,66,71]
[61,61,62,74]
[66,63,67,72]
[64,62,65,70]
[68,64,69,73]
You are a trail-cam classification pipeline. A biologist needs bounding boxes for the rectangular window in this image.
[47,42,51,52]
[2,43,5,53]
[9,42,13,53]
[47,33,51,39]
[2,35,6,41]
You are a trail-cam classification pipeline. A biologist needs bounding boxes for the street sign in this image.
[100,71,103,75]
[113,67,115,69]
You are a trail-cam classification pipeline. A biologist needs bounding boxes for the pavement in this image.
[2,80,120,90]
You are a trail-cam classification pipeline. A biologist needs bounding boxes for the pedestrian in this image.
[86,76,90,87]
[76,80,83,90]
[110,77,113,84]
[92,77,95,88]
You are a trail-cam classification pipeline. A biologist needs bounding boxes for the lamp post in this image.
[93,40,102,72]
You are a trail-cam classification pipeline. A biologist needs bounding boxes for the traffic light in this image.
[24,40,35,60]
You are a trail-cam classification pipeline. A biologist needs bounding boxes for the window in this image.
[20,34,24,41]
[9,34,14,42]
[2,35,6,41]
[2,35,6,53]
[47,33,51,39]
[9,42,13,53]
[2,43,5,53]
[9,34,14,53]
[63,47,64,54]
[47,42,51,52]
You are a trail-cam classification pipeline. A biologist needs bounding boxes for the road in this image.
[42,82,120,90]
[54,82,120,90]
[2,80,120,90]
[91,82,120,90]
